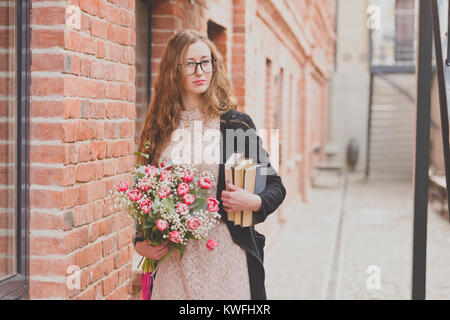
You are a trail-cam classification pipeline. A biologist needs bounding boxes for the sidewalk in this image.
[264,172,450,300]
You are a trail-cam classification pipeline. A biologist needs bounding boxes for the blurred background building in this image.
[329,0,417,179]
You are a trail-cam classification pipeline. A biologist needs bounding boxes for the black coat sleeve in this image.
[241,114,287,225]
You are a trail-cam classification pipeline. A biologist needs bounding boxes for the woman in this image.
[134,29,286,300]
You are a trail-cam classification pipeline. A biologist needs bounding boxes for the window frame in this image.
[0,0,30,300]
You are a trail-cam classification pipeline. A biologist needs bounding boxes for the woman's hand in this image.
[135,239,171,260]
[221,179,262,213]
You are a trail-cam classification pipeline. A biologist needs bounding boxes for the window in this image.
[135,0,153,144]
[395,0,416,62]
[0,0,30,299]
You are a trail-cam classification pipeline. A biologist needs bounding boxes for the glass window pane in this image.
[0,0,17,281]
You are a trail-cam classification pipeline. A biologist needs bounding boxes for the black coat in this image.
[134,109,287,300]
[216,109,287,300]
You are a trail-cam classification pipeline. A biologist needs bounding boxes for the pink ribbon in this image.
[141,271,152,300]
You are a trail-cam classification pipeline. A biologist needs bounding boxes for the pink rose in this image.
[182,170,193,183]
[206,239,218,252]
[187,217,200,231]
[116,180,128,192]
[160,158,172,170]
[199,176,213,189]
[138,179,152,192]
[177,182,189,196]
[156,219,168,231]
[145,165,158,177]
[176,202,189,215]
[139,198,152,214]
[207,197,219,212]
[169,231,181,243]
[183,194,196,205]
[157,187,171,199]
[159,170,171,181]
[128,188,143,202]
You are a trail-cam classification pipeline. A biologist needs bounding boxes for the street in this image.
[265,172,450,299]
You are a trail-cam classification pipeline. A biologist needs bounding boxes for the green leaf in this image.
[134,151,149,159]
[198,189,209,198]
[135,172,145,179]
[178,245,185,260]
[143,215,155,229]
[189,201,200,211]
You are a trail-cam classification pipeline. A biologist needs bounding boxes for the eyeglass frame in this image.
[177,58,217,75]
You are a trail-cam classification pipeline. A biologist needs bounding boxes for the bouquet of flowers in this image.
[111,156,221,299]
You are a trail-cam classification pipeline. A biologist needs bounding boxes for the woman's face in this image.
[180,41,214,97]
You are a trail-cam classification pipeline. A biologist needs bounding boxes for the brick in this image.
[62,186,80,209]
[91,254,114,283]
[31,29,64,48]
[116,226,131,249]
[65,30,96,55]
[73,202,94,226]
[91,141,107,160]
[64,54,81,75]
[79,142,93,162]
[91,18,108,39]
[79,0,99,16]
[29,211,65,230]
[29,257,67,277]
[31,6,66,25]
[30,167,63,185]
[31,53,65,72]
[31,100,64,118]
[102,269,119,295]
[31,122,64,141]
[103,158,118,176]
[76,120,97,140]
[63,122,78,142]
[89,102,106,119]
[90,61,106,80]
[30,189,64,209]
[119,121,134,138]
[30,77,64,96]
[151,16,177,30]
[75,162,97,183]
[30,235,64,255]
[102,234,117,256]
[78,78,97,98]
[78,180,105,204]
[63,76,79,97]
[63,99,82,119]
[93,200,104,220]
[30,280,67,299]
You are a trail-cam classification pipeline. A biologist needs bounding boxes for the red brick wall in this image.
[29,0,136,299]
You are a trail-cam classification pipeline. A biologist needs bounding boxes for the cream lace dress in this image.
[151,108,251,300]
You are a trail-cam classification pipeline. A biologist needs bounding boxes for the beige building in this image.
[329,0,418,179]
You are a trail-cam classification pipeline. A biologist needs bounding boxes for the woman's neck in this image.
[182,92,203,111]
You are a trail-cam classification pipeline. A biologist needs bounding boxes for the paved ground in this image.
[265,172,450,300]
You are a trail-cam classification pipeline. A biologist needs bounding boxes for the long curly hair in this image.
[137,29,237,165]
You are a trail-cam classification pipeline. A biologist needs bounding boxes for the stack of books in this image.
[224,152,267,227]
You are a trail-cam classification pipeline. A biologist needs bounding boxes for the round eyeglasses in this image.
[178,58,216,75]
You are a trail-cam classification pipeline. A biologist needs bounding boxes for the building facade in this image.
[0,0,335,299]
